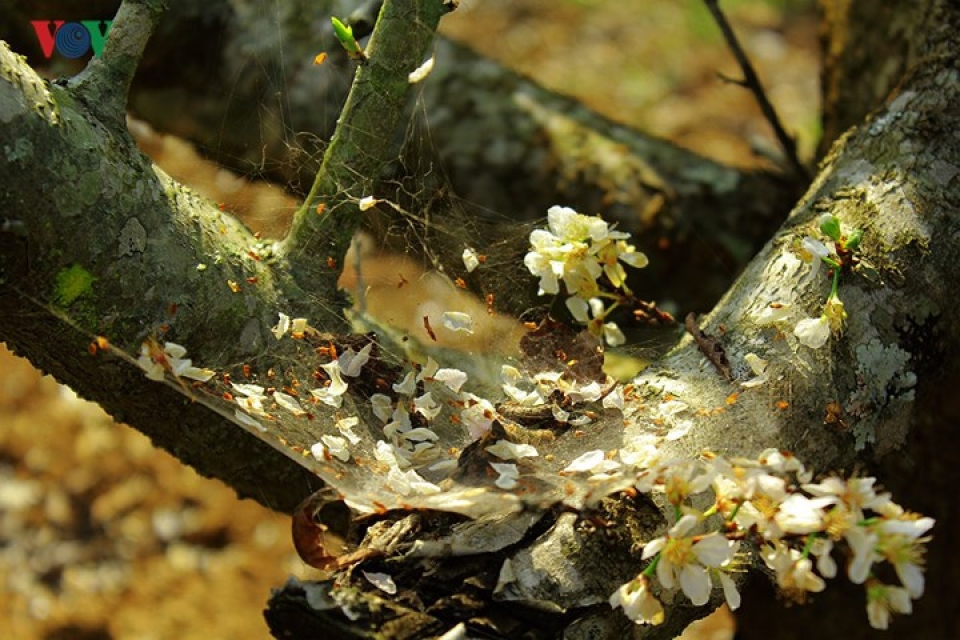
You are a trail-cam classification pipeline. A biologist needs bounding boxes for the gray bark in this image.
[2,0,802,311]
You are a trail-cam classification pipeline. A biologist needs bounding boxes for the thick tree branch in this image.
[69,0,165,130]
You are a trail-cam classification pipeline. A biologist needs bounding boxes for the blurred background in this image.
[1,1,818,638]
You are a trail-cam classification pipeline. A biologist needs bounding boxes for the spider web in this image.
[9,0,671,524]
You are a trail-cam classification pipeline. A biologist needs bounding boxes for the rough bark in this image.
[2,0,801,312]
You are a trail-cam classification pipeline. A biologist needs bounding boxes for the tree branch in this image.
[281,0,451,300]
[68,0,165,130]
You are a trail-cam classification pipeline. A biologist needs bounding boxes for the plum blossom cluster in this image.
[793,213,862,349]
[524,205,648,346]
[610,449,933,631]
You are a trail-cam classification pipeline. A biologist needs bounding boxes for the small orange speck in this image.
[485,293,495,315]
[477,254,487,264]
[326,256,337,269]
[248,250,261,261]
[246,276,259,284]
[314,52,328,65]
[726,392,739,406]
[227,280,241,293]
[454,277,467,289]
[776,400,790,410]
[316,203,326,215]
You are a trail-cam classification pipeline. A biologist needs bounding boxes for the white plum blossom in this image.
[609,576,664,626]
[523,205,647,341]
[774,493,836,535]
[795,315,831,349]
[762,542,825,599]
[866,581,913,630]
[642,514,738,606]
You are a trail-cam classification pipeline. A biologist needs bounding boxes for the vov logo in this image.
[31,21,113,59]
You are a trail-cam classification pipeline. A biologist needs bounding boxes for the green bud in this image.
[844,228,863,251]
[331,17,365,60]
[818,213,842,242]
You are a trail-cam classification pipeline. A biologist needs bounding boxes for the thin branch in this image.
[704,0,810,182]
[70,0,166,129]
[281,0,453,300]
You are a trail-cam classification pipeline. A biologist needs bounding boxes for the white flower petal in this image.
[441,311,474,334]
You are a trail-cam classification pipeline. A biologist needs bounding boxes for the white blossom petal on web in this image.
[413,392,442,420]
[402,427,440,443]
[490,463,520,489]
[417,357,440,382]
[407,55,435,83]
[462,247,480,273]
[562,450,608,474]
[602,385,624,410]
[338,343,373,377]
[374,440,410,469]
[232,383,266,398]
[386,467,441,495]
[363,571,397,594]
[441,311,474,334]
[321,435,351,461]
[272,312,291,339]
[756,302,792,325]
[358,196,379,211]
[291,317,308,336]
[486,439,538,460]
[310,361,348,408]
[741,352,770,388]
[234,409,265,432]
[433,368,468,393]
[461,396,495,439]
[274,390,306,416]
[172,359,216,382]
[393,370,418,396]
[336,416,362,444]
[370,394,394,422]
